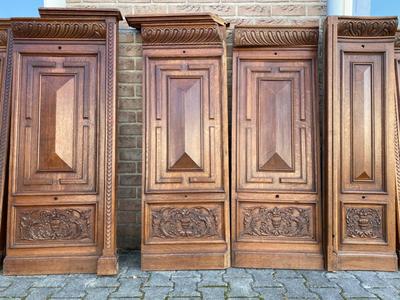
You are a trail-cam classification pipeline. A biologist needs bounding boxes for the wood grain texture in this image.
[128,14,230,270]
[4,9,120,275]
[231,26,323,269]
[394,30,400,264]
[324,16,398,271]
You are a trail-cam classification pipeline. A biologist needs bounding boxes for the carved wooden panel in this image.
[4,8,122,276]
[127,14,230,271]
[395,30,400,260]
[325,16,398,271]
[232,26,323,270]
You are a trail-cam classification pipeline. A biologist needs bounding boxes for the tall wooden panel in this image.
[0,20,11,259]
[4,8,121,275]
[395,30,400,261]
[231,26,323,269]
[126,14,230,270]
[325,16,398,271]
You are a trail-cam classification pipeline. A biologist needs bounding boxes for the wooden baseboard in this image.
[97,255,118,275]
[141,251,230,271]
[335,252,398,271]
[232,250,324,270]
[3,255,98,275]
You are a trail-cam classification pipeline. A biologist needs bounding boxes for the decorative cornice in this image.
[234,26,319,48]
[0,30,7,47]
[11,20,107,40]
[140,24,224,46]
[337,17,398,37]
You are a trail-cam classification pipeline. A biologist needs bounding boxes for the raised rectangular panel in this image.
[127,14,230,270]
[4,9,122,275]
[232,26,323,270]
[325,16,398,271]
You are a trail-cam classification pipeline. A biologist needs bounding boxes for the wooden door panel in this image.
[147,59,223,192]
[237,60,315,192]
[15,55,97,194]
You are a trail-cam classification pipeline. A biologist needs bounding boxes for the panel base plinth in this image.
[233,250,324,270]
[141,251,230,271]
[97,255,118,275]
[3,255,99,275]
[330,252,398,272]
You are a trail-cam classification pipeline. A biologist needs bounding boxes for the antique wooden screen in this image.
[231,26,323,269]
[127,14,230,270]
[4,8,121,275]
[325,16,398,271]
[0,20,11,259]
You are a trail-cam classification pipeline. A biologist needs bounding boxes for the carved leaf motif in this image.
[152,207,219,239]
[242,206,311,237]
[12,21,106,39]
[234,27,319,47]
[141,25,223,45]
[345,207,383,239]
[337,18,397,37]
[0,30,7,46]
[19,208,92,241]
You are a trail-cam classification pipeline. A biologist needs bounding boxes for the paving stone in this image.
[142,286,172,300]
[198,270,227,287]
[274,269,303,279]
[26,287,60,300]
[52,276,94,298]
[225,277,259,298]
[325,271,357,280]
[369,286,400,299]
[330,277,377,298]
[0,278,36,298]
[350,271,388,289]
[387,278,400,290]
[309,287,344,300]
[86,275,120,288]
[224,267,251,278]
[248,269,282,288]
[111,278,143,298]
[85,287,116,300]
[0,276,13,288]
[277,278,319,299]
[144,272,174,287]
[170,276,201,297]
[32,276,67,288]
[376,271,400,279]
[254,287,286,299]
[199,287,226,300]
[300,270,337,288]
[118,266,149,279]
[172,270,201,278]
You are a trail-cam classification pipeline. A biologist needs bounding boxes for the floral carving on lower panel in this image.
[18,208,93,241]
[242,206,311,238]
[151,207,219,239]
[345,207,383,239]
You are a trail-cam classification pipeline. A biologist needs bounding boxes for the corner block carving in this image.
[337,17,397,37]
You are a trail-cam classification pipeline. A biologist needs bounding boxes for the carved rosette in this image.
[12,21,106,39]
[18,208,93,241]
[151,207,219,239]
[345,207,383,239]
[234,27,319,48]
[141,24,224,46]
[242,206,311,238]
[337,18,398,37]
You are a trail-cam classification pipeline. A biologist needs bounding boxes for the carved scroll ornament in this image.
[345,207,383,239]
[337,17,398,37]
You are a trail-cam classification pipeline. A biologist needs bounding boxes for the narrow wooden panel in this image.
[325,16,398,271]
[232,26,323,269]
[5,8,122,275]
[395,31,400,263]
[127,14,230,270]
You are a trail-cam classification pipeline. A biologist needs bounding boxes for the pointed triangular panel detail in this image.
[260,152,291,171]
[356,171,371,180]
[170,152,201,170]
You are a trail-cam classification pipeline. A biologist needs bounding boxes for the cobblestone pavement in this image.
[0,251,399,299]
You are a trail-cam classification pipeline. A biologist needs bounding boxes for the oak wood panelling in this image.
[127,14,230,270]
[325,16,398,271]
[395,31,400,262]
[232,26,323,269]
[4,8,122,275]
[0,20,11,259]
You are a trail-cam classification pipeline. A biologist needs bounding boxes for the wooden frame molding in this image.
[325,16,398,271]
[127,13,230,270]
[0,19,11,260]
[395,30,400,263]
[231,26,323,269]
[3,8,122,275]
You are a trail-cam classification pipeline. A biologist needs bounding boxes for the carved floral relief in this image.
[345,207,383,239]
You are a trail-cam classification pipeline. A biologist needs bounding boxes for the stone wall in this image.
[66,0,327,249]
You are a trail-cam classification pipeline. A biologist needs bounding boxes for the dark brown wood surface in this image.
[0,20,11,260]
[3,8,121,275]
[325,16,398,271]
[127,13,230,270]
[231,26,323,269]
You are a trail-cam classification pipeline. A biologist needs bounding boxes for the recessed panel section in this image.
[146,202,224,243]
[39,75,75,172]
[168,77,202,171]
[238,202,316,241]
[258,79,293,172]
